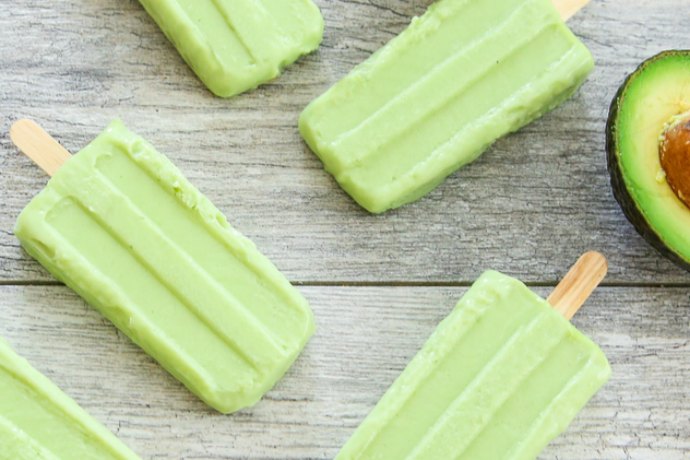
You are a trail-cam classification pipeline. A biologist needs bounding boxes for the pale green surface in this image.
[138,0,323,97]
[15,120,315,414]
[336,271,611,460]
[614,53,690,265]
[0,338,139,460]
[300,0,594,213]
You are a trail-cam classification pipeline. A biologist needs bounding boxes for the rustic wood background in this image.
[0,0,688,458]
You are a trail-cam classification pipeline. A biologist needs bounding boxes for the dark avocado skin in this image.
[606,50,690,272]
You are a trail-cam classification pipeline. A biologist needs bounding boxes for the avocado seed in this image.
[659,112,690,209]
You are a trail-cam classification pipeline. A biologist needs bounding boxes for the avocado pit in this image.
[606,50,690,271]
[659,111,690,209]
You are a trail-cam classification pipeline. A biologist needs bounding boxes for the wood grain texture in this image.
[0,285,687,459]
[0,0,689,459]
[0,0,690,284]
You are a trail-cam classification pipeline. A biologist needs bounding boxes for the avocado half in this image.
[606,50,690,271]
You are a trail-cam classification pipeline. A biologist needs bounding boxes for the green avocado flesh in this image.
[608,51,690,270]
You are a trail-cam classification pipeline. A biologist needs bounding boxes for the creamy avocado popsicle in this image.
[14,120,314,414]
[337,271,610,459]
[139,0,324,97]
[0,338,139,459]
[300,0,594,213]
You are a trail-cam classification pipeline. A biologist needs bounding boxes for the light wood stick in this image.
[551,0,592,20]
[10,119,71,177]
[548,251,608,320]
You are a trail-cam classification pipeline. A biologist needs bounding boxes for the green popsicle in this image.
[0,338,139,459]
[13,119,314,414]
[337,267,610,459]
[139,0,324,97]
[300,0,594,213]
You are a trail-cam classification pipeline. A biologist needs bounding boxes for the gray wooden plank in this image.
[0,285,687,459]
[1,0,690,284]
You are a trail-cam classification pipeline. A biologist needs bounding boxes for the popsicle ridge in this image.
[326,0,552,165]
[302,0,519,141]
[54,192,274,369]
[88,171,284,356]
[0,415,61,460]
[14,120,314,413]
[207,0,259,63]
[405,312,569,459]
[504,352,610,459]
[333,25,574,191]
[27,202,237,396]
[336,271,610,459]
[0,339,140,459]
[359,42,591,208]
[139,0,324,97]
[101,135,309,326]
[338,275,536,458]
[300,0,593,213]
[41,130,293,364]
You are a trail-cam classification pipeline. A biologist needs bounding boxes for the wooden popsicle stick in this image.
[10,119,71,177]
[548,251,608,320]
[551,0,592,21]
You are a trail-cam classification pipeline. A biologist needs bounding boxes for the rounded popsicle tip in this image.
[10,118,71,176]
[579,251,609,277]
[551,0,593,21]
[547,251,608,320]
[9,118,37,143]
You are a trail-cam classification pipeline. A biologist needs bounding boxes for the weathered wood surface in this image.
[0,285,687,459]
[0,0,689,459]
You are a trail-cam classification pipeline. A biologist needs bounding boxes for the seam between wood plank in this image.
[1,280,690,288]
